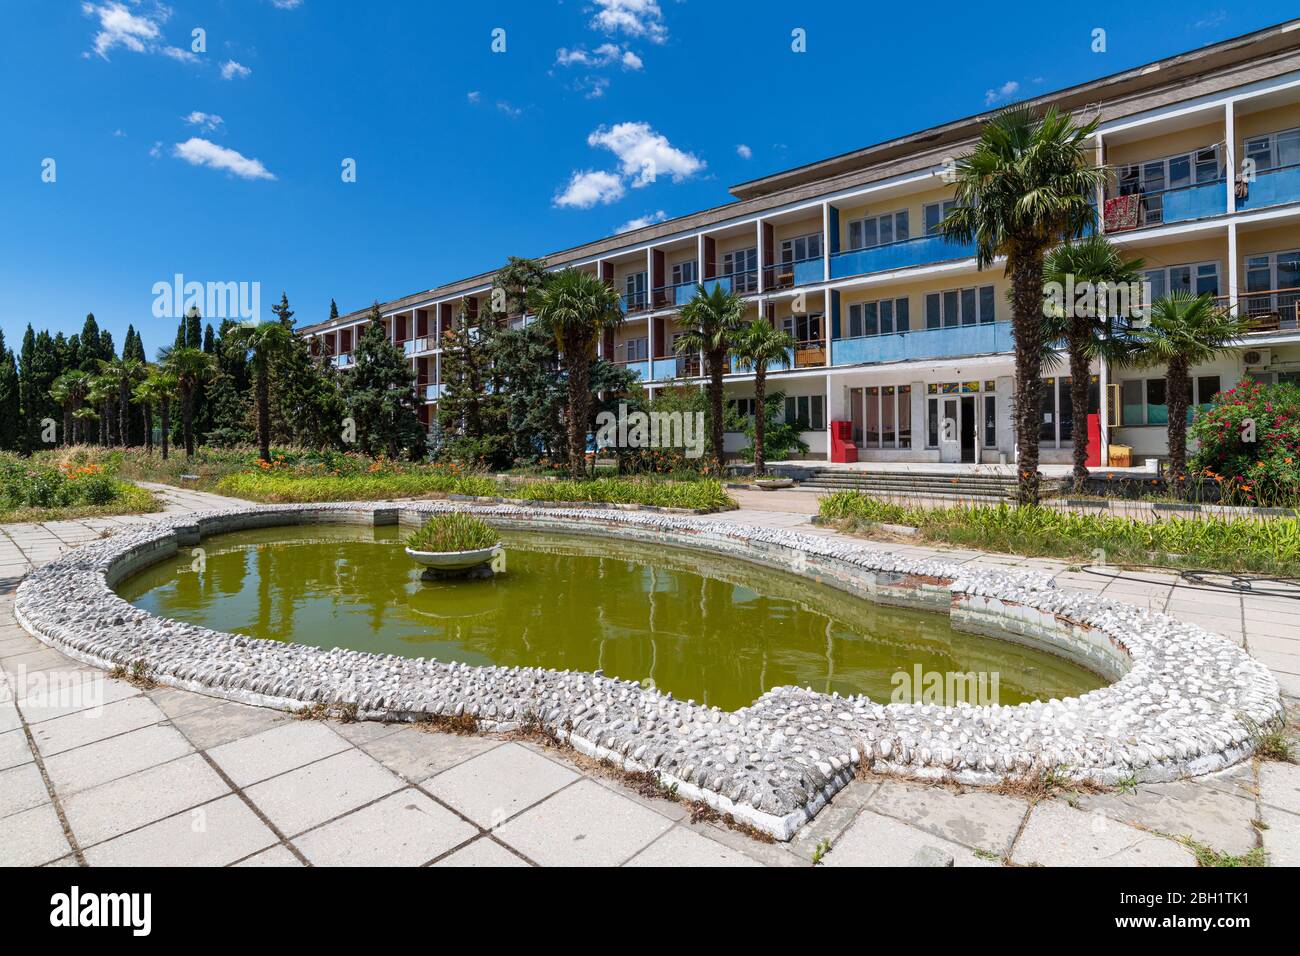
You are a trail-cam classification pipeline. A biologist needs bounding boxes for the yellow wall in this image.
[1236,101,1300,143]
[1238,224,1300,259]
[1105,120,1223,168]
[835,182,954,249]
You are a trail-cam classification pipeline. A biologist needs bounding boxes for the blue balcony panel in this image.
[1162,182,1227,223]
[626,360,650,381]
[652,358,678,381]
[1239,166,1300,212]
[675,284,696,305]
[831,321,1013,366]
[702,276,732,296]
[793,258,825,286]
[829,235,977,280]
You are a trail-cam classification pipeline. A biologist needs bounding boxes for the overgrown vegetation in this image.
[405,513,500,553]
[0,451,156,522]
[819,491,1300,574]
[1192,380,1300,507]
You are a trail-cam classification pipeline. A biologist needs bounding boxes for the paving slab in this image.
[208,720,349,788]
[0,801,72,866]
[84,793,277,867]
[233,844,303,867]
[433,837,531,867]
[61,753,230,848]
[147,686,225,720]
[1068,779,1259,856]
[15,675,139,725]
[0,761,51,818]
[625,825,764,867]
[494,778,674,866]
[423,741,579,829]
[295,788,476,866]
[1012,801,1196,866]
[1259,806,1300,866]
[243,749,404,837]
[42,723,194,795]
[361,727,499,782]
[28,695,165,757]
[166,699,290,750]
[819,809,999,867]
[865,778,1027,855]
[1259,761,1300,815]
[0,727,31,771]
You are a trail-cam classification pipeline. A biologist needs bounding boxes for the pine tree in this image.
[345,304,424,459]
[0,334,21,452]
[328,299,339,322]
[79,314,103,371]
[271,292,294,328]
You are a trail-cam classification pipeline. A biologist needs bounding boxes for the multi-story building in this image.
[298,20,1300,467]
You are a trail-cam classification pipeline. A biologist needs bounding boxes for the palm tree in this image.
[86,375,114,445]
[98,357,147,447]
[1129,292,1251,490]
[676,285,748,475]
[159,346,216,459]
[133,368,177,458]
[72,406,99,446]
[942,106,1106,504]
[731,318,796,476]
[1043,235,1145,487]
[50,370,92,445]
[226,322,292,464]
[529,268,624,478]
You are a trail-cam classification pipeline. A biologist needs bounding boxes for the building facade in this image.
[299,20,1300,466]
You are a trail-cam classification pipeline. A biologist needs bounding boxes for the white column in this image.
[646,248,657,374]
[756,219,765,293]
[1225,101,1237,215]
[1227,220,1240,313]
[821,202,831,281]
[825,372,833,462]
[1095,133,1106,232]
[1099,356,1110,467]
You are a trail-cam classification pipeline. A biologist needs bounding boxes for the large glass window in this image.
[784,395,826,431]
[1142,262,1220,299]
[1244,127,1300,172]
[847,210,910,250]
[924,200,957,236]
[779,232,822,263]
[846,297,909,337]
[671,260,697,285]
[924,285,997,329]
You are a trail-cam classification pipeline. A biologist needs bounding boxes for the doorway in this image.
[960,395,977,463]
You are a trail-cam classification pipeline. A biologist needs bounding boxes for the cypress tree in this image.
[345,304,423,459]
[0,344,21,453]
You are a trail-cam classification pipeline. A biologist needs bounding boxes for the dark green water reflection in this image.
[115,525,1105,710]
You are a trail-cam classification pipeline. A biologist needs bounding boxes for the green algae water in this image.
[115,524,1105,711]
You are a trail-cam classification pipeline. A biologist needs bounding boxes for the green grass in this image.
[215,471,498,503]
[405,513,501,552]
[0,481,157,524]
[818,491,1300,575]
[505,476,735,510]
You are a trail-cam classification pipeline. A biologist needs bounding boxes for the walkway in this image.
[1,485,1296,867]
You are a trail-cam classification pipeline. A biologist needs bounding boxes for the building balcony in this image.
[830,320,1013,366]
[1103,180,1227,233]
[610,359,650,380]
[762,256,824,290]
[652,281,697,309]
[402,337,433,356]
[829,234,977,280]
[334,353,355,369]
[702,269,759,297]
[1238,163,1300,212]
[1221,287,1300,332]
[620,291,650,315]
[792,339,826,368]
[424,383,443,401]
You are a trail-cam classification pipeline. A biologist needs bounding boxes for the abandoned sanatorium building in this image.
[299,19,1300,466]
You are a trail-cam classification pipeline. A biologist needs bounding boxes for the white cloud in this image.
[497,100,523,118]
[113,128,126,137]
[183,111,224,132]
[555,42,643,71]
[554,170,625,209]
[160,45,199,63]
[172,137,275,181]
[82,1,163,58]
[270,0,303,8]
[579,76,610,99]
[149,141,162,158]
[984,80,1020,106]
[220,59,252,80]
[467,90,481,104]
[591,0,667,44]
[616,210,667,233]
[736,144,752,159]
[587,122,704,186]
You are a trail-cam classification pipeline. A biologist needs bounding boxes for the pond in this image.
[115,524,1106,711]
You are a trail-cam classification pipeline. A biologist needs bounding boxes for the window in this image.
[1039,378,1057,442]
[781,313,824,343]
[625,337,648,362]
[983,394,996,448]
[1244,127,1300,172]
[728,398,757,420]
[1196,375,1220,409]
[779,232,822,263]
[784,395,825,431]
[624,272,647,307]
[1118,146,1221,225]
[924,200,957,236]
[924,284,996,329]
[671,260,697,285]
[846,297,910,337]
[1121,379,1173,426]
[721,248,757,276]
[1142,262,1220,300]
[852,385,911,450]
[847,210,909,250]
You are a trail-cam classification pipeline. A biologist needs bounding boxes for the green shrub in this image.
[0,451,154,520]
[1191,379,1300,506]
[215,471,497,502]
[405,513,500,552]
[507,477,733,510]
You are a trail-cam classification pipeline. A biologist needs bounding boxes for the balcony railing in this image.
[334,353,354,369]
[1238,162,1300,212]
[829,233,976,280]
[1217,287,1300,332]
[424,383,444,401]
[763,256,824,291]
[793,339,827,368]
[652,280,697,309]
[830,321,1014,366]
[402,337,433,355]
[702,269,759,296]
[1103,179,1227,232]
[621,290,650,314]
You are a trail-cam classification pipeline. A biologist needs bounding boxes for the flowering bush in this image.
[1191,380,1300,506]
[0,454,135,512]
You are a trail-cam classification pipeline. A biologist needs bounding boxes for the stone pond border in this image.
[13,502,1284,841]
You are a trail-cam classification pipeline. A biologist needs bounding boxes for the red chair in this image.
[830,420,857,463]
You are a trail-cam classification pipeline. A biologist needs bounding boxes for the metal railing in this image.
[793,339,827,368]
[762,256,820,291]
[1216,287,1300,331]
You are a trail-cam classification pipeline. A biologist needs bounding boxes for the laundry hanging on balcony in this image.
[1103,194,1141,232]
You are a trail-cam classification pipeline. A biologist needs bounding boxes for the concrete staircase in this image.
[797,468,1063,501]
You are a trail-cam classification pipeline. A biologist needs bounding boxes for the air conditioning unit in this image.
[1242,349,1271,368]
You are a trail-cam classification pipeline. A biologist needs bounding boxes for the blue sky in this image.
[2,0,1295,354]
